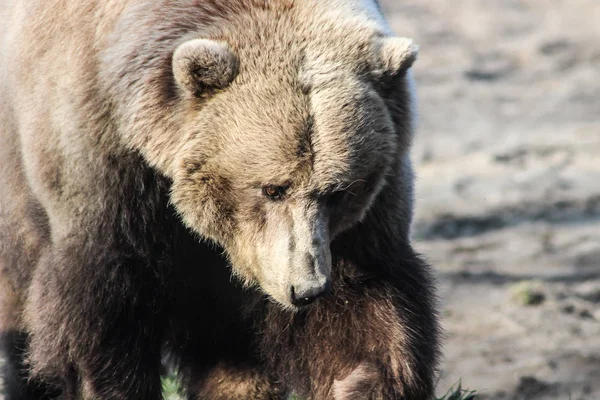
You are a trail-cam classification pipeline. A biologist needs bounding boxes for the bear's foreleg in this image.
[258,247,439,400]
[24,240,166,399]
[182,361,284,400]
[171,305,285,400]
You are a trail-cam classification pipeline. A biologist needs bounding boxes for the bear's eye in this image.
[262,185,287,201]
[327,190,347,207]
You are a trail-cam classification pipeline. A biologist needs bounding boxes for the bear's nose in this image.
[290,280,331,307]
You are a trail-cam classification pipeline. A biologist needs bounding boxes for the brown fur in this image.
[0,0,439,399]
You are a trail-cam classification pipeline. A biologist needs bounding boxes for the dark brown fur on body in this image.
[0,0,439,398]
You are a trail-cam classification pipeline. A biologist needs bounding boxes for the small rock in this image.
[539,39,571,56]
[560,304,575,314]
[515,376,557,397]
[579,309,594,320]
[464,52,517,82]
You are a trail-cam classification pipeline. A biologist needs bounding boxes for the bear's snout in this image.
[289,277,331,307]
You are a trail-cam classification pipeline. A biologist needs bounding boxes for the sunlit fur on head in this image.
[166,1,418,308]
[103,0,419,308]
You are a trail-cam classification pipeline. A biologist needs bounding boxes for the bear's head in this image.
[169,3,417,309]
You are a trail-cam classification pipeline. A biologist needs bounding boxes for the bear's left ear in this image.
[172,39,239,95]
[376,37,419,77]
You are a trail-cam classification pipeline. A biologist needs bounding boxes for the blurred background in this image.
[379,0,600,398]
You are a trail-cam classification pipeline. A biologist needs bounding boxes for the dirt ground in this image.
[379,0,600,398]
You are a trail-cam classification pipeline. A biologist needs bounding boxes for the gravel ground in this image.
[380,0,600,398]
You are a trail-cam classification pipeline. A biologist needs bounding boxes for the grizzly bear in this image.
[0,0,439,399]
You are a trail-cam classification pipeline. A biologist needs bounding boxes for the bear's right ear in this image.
[172,39,239,95]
